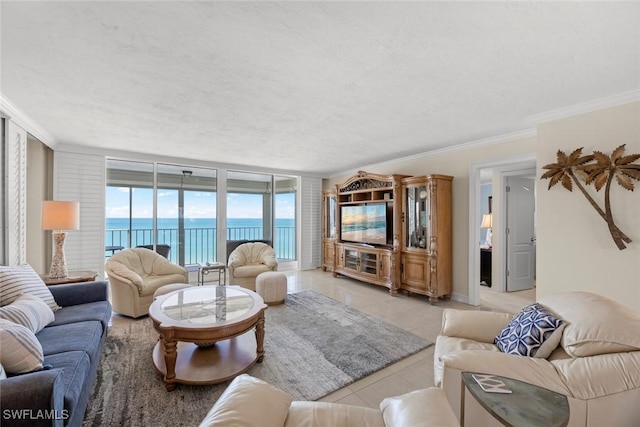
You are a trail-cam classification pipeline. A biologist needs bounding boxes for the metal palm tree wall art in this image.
[541,144,640,250]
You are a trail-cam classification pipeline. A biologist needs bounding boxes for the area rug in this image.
[83,290,432,426]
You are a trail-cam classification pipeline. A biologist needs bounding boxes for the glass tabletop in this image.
[160,286,255,324]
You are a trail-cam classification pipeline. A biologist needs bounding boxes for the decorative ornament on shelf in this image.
[541,144,640,250]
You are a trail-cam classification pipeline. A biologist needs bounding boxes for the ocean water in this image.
[105,218,295,263]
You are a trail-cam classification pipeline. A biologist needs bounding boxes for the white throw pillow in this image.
[0,294,55,333]
[0,318,44,374]
[0,265,60,311]
[0,362,6,380]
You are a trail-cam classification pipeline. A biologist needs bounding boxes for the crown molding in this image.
[330,128,537,179]
[0,94,57,147]
[527,90,640,124]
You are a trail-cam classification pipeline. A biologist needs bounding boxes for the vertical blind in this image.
[54,151,106,277]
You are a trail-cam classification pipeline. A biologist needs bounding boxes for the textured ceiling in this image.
[1,2,639,176]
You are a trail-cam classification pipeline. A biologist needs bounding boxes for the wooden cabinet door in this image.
[402,253,429,292]
[343,248,359,273]
[358,250,379,279]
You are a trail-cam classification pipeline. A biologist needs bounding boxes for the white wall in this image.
[25,136,52,274]
[536,101,640,310]
[326,135,537,301]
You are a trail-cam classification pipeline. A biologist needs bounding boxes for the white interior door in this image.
[505,176,535,292]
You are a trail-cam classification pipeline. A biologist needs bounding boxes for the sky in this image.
[106,187,295,219]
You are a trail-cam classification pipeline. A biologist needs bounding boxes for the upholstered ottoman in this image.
[255,272,287,305]
[153,283,193,299]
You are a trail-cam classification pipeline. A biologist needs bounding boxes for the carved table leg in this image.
[255,310,265,363]
[162,337,178,391]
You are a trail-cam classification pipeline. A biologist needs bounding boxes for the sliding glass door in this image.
[105,160,154,256]
[226,171,297,263]
[106,160,296,267]
[275,176,296,262]
[156,164,217,265]
[106,160,217,266]
[226,170,272,244]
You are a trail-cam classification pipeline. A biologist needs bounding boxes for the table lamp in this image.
[481,213,493,248]
[42,200,80,278]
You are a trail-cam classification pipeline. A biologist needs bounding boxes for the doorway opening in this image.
[468,154,537,307]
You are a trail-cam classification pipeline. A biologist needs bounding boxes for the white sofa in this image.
[434,292,640,427]
[200,374,459,427]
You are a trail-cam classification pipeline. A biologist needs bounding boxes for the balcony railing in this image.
[105,226,295,265]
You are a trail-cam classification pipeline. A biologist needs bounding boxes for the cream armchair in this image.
[105,247,188,318]
[227,242,277,290]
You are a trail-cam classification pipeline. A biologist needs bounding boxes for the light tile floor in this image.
[279,268,534,409]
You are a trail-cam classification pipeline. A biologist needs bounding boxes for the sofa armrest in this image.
[442,350,570,394]
[48,281,108,307]
[440,309,513,343]
[380,388,459,427]
[151,257,189,277]
[199,374,292,427]
[0,369,66,427]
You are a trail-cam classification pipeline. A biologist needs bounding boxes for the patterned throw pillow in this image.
[494,303,565,358]
[0,318,44,374]
[0,265,61,311]
[0,294,55,333]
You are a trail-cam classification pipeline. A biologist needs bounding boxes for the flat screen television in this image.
[340,204,387,245]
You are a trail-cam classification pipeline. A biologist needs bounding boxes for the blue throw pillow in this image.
[494,303,565,358]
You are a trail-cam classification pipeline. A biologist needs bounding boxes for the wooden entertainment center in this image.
[323,171,453,302]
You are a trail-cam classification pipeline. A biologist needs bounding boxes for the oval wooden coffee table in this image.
[149,285,267,391]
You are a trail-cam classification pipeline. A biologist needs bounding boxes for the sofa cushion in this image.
[36,320,104,363]
[0,294,55,333]
[139,274,188,296]
[539,292,640,357]
[199,374,292,427]
[494,303,565,358]
[0,318,44,374]
[233,264,272,278]
[43,350,91,419]
[0,264,61,311]
[49,300,112,332]
[380,387,459,427]
[549,350,640,400]
[0,362,6,379]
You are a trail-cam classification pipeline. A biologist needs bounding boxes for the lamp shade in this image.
[41,201,80,231]
[481,213,493,229]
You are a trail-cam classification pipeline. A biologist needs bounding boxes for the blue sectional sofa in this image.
[1,281,111,427]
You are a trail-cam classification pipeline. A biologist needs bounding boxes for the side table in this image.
[461,372,569,427]
[41,270,99,286]
[198,263,226,286]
